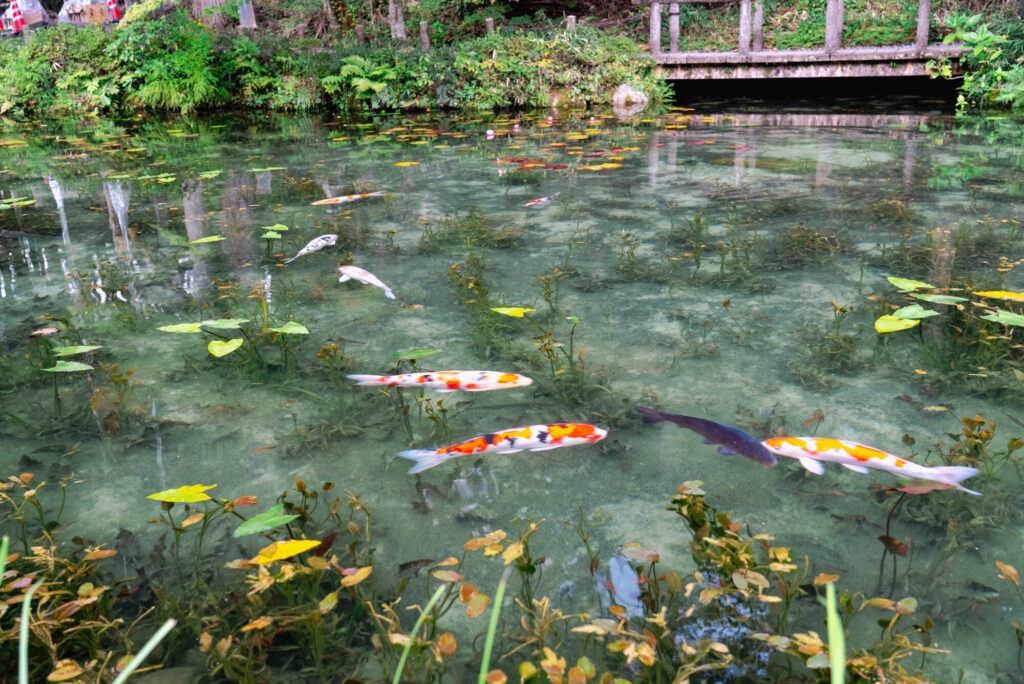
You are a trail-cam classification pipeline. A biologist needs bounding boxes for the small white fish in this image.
[338,265,396,299]
[283,234,337,264]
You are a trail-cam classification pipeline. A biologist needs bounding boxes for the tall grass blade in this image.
[110,618,177,684]
[19,579,44,684]
[822,582,846,684]
[392,584,446,684]
[0,536,8,581]
[478,565,513,684]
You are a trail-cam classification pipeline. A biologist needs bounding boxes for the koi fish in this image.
[523,192,560,207]
[634,406,777,466]
[312,191,385,205]
[762,437,980,495]
[347,370,533,392]
[282,234,337,263]
[398,423,607,474]
[338,265,396,299]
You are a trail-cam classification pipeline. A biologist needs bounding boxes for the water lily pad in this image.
[267,321,308,334]
[261,223,288,231]
[981,309,1024,327]
[260,231,282,239]
[491,307,536,318]
[392,349,440,360]
[53,345,101,356]
[189,236,225,245]
[973,290,1024,302]
[42,360,93,372]
[233,503,299,537]
[208,338,243,357]
[253,539,320,564]
[891,304,939,320]
[910,293,968,304]
[158,322,203,333]
[147,484,217,503]
[887,276,934,291]
[875,315,920,333]
[201,318,249,329]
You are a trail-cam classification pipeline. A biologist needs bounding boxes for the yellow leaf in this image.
[483,543,503,557]
[874,315,919,333]
[208,338,243,357]
[502,542,524,565]
[182,513,204,528]
[47,661,84,682]
[394,161,420,167]
[319,592,338,613]
[253,539,320,565]
[240,616,272,632]
[432,569,464,583]
[146,483,217,503]
[490,307,535,318]
[466,592,489,618]
[436,556,460,567]
[437,632,457,656]
[974,290,1024,302]
[341,566,373,587]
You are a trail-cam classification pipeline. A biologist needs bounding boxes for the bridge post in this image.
[650,2,662,56]
[669,3,679,53]
[825,0,844,53]
[915,0,931,51]
[752,0,764,51]
[738,0,751,53]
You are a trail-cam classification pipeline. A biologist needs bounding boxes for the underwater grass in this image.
[824,582,846,684]
[110,619,177,684]
[478,565,514,683]
[392,584,447,684]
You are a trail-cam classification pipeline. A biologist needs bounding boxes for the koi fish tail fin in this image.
[346,374,386,386]
[282,255,298,264]
[398,449,452,474]
[369,191,385,197]
[634,405,669,424]
[384,287,396,299]
[930,466,983,495]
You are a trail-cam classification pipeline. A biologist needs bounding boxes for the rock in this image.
[612,84,649,118]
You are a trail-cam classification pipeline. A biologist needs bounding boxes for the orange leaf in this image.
[47,660,85,682]
[466,592,489,618]
[182,513,204,528]
[567,666,587,684]
[464,537,488,551]
[232,495,259,506]
[240,616,272,632]
[341,566,373,587]
[83,548,117,561]
[435,556,460,567]
[999,561,1020,587]
[813,573,840,586]
[437,632,457,656]
[459,582,480,603]
[433,569,464,583]
[484,670,506,684]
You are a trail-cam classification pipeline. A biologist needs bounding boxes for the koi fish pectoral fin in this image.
[797,456,826,475]
[495,448,527,454]
[840,463,871,474]
[338,274,351,283]
[528,445,563,451]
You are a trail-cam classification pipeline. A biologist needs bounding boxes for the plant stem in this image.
[392,584,446,684]
[478,565,513,683]
[110,619,176,684]
[19,580,44,684]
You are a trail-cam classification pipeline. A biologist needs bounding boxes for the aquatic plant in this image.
[419,207,522,252]
[789,302,861,388]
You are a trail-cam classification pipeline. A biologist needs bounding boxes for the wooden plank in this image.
[738,0,751,53]
[916,0,931,51]
[669,3,679,53]
[653,43,965,64]
[825,0,844,52]
[752,0,763,51]
[650,1,662,55]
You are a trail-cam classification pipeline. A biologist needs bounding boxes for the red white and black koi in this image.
[398,423,607,473]
[348,370,533,392]
[524,192,560,207]
[338,265,396,299]
[312,191,385,205]
[283,234,337,263]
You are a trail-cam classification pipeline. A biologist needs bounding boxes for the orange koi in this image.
[398,423,607,474]
[312,191,385,205]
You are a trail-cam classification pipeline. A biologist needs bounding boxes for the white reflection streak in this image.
[0,270,5,298]
[153,399,166,489]
[46,176,70,247]
[21,238,33,272]
[263,271,273,315]
[60,258,80,300]
[41,247,49,279]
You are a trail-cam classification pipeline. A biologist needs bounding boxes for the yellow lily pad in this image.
[253,539,321,564]
[491,307,535,318]
[147,484,217,503]
[208,338,243,357]
[875,315,920,333]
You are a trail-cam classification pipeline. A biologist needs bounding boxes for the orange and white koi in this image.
[398,423,607,474]
[524,192,560,207]
[348,370,533,392]
[283,234,337,263]
[338,265,395,299]
[761,436,980,495]
[312,191,385,205]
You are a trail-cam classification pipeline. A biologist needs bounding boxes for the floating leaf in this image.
[875,315,919,333]
[189,235,225,245]
[201,318,250,329]
[208,338,243,357]
[198,170,222,179]
[262,223,288,232]
[393,161,420,167]
[910,293,968,304]
[891,304,939,320]
[52,345,101,357]
[392,349,440,360]
[981,309,1024,327]
[341,565,373,586]
[974,290,1024,302]
[491,307,536,318]
[267,321,309,335]
[260,231,282,239]
[157,322,203,333]
[147,484,217,503]
[233,503,299,537]
[254,539,320,564]
[42,360,93,372]
[887,276,934,291]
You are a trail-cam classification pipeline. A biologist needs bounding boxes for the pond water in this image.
[1,101,1023,682]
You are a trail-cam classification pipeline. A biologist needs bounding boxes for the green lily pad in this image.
[42,360,93,372]
[53,345,102,356]
[261,223,288,232]
[208,338,243,357]
[267,321,309,335]
[158,322,203,333]
[14,199,35,207]
[189,236,225,245]
[875,315,920,333]
[910,293,968,305]
[891,304,940,320]
[198,170,222,179]
[392,349,440,360]
[201,318,249,330]
[233,503,299,537]
[887,276,934,291]
[981,309,1024,327]
[260,231,282,239]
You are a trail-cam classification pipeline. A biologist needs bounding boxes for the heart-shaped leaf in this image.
[875,315,920,333]
[208,338,243,357]
[53,345,102,356]
[42,360,93,372]
[491,307,536,318]
[267,321,308,335]
[189,236,225,245]
[887,276,934,291]
[158,322,203,333]
[201,318,249,329]
[982,309,1024,327]
[147,484,217,502]
[910,293,968,304]
[891,304,940,320]
[233,503,299,537]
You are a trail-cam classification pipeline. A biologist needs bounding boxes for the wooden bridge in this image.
[637,0,966,79]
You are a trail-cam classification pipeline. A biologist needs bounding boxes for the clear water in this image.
[1,102,1023,681]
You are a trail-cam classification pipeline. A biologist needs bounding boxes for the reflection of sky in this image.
[0,109,1021,679]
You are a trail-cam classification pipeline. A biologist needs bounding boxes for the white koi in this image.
[338,264,396,299]
[283,234,337,264]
